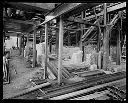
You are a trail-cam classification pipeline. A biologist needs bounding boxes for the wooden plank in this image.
[82,17,101,41]
[47,67,56,80]
[51,61,66,79]
[50,78,125,100]
[39,72,126,99]
[95,94,110,100]
[63,67,72,78]
[72,90,109,100]
[47,62,57,78]
[53,61,70,79]
[44,23,48,79]
[58,16,63,84]
[5,82,51,99]
[74,70,104,77]
[31,81,46,95]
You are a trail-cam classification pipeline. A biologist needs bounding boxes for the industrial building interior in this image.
[3,2,126,100]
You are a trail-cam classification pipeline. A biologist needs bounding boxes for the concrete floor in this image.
[3,49,43,99]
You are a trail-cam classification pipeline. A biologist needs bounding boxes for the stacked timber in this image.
[107,79,126,100]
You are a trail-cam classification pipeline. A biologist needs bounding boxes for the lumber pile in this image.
[107,80,126,101]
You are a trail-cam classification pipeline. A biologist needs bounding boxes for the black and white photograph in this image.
[3,2,126,100]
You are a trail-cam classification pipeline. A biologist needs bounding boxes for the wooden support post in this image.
[19,36,22,55]
[27,33,29,43]
[22,35,24,57]
[116,23,121,65]
[40,30,42,43]
[103,3,109,70]
[81,11,84,62]
[108,14,111,55]
[3,32,5,54]
[17,34,18,48]
[33,28,36,68]
[68,31,70,46]
[58,16,63,85]
[40,31,41,43]
[49,31,52,53]
[56,30,59,56]
[44,23,48,79]
[76,32,77,46]
[116,11,122,65]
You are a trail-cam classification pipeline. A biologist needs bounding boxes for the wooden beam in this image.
[8,18,34,25]
[42,3,82,24]
[44,23,48,79]
[82,17,102,41]
[58,16,63,85]
[33,27,36,68]
[85,2,126,21]
[4,82,51,99]
[93,7,101,52]
[65,19,103,27]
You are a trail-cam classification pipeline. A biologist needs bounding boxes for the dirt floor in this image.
[3,49,43,99]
